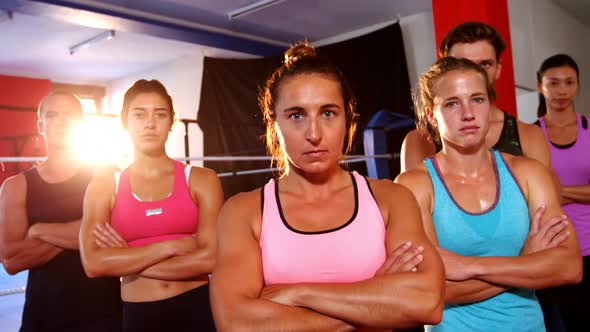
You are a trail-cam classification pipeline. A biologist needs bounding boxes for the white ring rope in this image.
[0,286,26,296]
[0,154,394,163]
[0,153,399,296]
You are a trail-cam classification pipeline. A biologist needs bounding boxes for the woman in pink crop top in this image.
[210,42,444,331]
[79,80,223,332]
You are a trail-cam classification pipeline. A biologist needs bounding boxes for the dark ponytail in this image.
[537,94,547,118]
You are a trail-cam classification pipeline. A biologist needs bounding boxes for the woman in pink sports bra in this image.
[79,80,223,331]
[210,43,444,331]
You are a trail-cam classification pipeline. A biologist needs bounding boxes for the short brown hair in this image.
[439,22,505,60]
[259,42,358,174]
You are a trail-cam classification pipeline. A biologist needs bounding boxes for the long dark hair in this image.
[536,54,579,117]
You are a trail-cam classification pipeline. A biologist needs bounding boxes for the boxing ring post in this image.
[363,110,415,179]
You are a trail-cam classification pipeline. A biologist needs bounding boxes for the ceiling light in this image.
[227,0,286,20]
[69,30,115,55]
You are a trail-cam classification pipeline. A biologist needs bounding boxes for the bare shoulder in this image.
[219,188,263,235]
[517,120,546,143]
[189,165,218,181]
[394,163,430,190]
[0,173,26,196]
[403,129,436,151]
[0,173,26,206]
[401,129,437,172]
[500,152,549,181]
[223,189,260,213]
[188,166,222,192]
[86,166,117,197]
[367,177,415,204]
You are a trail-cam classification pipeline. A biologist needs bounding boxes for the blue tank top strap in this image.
[423,156,450,214]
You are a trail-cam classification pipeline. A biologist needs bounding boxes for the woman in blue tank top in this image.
[396,57,582,332]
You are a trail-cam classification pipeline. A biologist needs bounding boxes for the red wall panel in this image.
[0,75,51,184]
[432,0,517,117]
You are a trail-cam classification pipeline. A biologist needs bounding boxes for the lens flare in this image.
[70,115,133,168]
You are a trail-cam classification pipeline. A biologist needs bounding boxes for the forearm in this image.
[2,237,60,259]
[2,241,63,275]
[218,299,353,332]
[445,279,506,304]
[140,249,214,281]
[32,220,81,249]
[562,185,590,203]
[471,248,582,289]
[83,242,175,278]
[291,273,442,328]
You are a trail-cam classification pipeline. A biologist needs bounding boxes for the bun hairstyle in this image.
[260,41,358,174]
[283,43,317,67]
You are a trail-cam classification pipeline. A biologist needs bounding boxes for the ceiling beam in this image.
[1,0,286,56]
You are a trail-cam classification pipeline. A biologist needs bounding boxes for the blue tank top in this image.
[424,150,545,332]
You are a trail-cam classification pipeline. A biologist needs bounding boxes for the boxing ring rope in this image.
[0,284,27,297]
[0,153,397,296]
[0,154,394,163]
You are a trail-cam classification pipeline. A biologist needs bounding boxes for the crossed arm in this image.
[210,183,444,331]
[452,159,582,289]
[0,175,65,275]
[80,167,223,280]
[397,159,582,305]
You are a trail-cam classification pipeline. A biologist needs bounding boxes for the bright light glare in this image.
[70,115,133,168]
[80,98,97,114]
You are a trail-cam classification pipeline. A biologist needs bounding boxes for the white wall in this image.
[509,0,590,120]
[399,12,437,90]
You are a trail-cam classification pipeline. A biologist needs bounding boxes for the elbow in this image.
[423,299,444,325]
[2,260,21,276]
[83,261,110,278]
[82,262,100,278]
[81,255,108,278]
[420,290,444,325]
[408,281,444,326]
[565,257,583,285]
[84,266,100,278]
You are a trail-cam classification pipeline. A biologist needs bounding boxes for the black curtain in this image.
[198,23,412,198]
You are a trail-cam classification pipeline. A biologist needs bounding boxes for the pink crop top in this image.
[260,171,386,285]
[110,161,199,247]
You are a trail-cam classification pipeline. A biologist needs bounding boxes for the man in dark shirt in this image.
[0,92,122,331]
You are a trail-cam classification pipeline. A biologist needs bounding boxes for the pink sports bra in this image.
[260,172,386,285]
[110,161,199,247]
